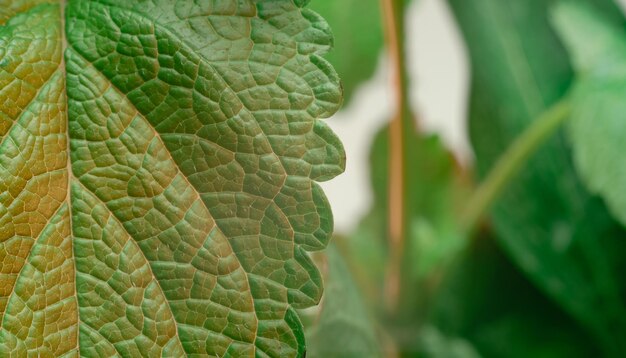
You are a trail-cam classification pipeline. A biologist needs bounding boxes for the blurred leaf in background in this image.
[553,2,626,227]
[417,325,480,358]
[309,0,626,356]
[306,244,382,358]
[308,0,383,104]
[345,122,470,353]
[428,232,601,358]
[369,125,468,283]
[447,0,626,355]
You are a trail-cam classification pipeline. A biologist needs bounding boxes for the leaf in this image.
[306,244,381,358]
[349,124,465,292]
[371,125,467,282]
[0,1,344,356]
[447,0,626,355]
[307,0,383,104]
[552,2,626,227]
[344,123,468,355]
[430,233,601,358]
[417,326,480,358]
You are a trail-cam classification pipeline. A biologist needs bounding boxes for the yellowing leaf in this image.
[0,1,344,356]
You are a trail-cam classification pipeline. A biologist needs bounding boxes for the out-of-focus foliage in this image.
[308,0,383,104]
[447,0,626,355]
[339,122,470,355]
[352,124,467,302]
[304,0,626,356]
[429,232,601,358]
[417,326,480,358]
[306,244,381,358]
[374,125,469,279]
[553,2,626,227]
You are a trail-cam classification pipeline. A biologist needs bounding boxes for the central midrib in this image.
[58,0,82,353]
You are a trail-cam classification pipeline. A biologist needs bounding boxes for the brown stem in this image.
[381,0,411,313]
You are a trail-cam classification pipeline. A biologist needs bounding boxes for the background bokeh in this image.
[303,0,626,357]
[320,0,626,234]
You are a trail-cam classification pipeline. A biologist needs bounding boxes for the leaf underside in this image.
[0,1,344,357]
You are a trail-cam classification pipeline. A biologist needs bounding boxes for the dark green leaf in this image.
[447,0,626,354]
[430,233,601,358]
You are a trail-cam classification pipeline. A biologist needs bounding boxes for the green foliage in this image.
[340,123,469,356]
[306,244,381,358]
[0,1,344,356]
[5,0,626,356]
[552,2,626,227]
[317,0,626,356]
[371,125,467,280]
[430,233,601,358]
[448,0,626,355]
[352,124,467,305]
[417,326,480,358]
[308,0,383,104]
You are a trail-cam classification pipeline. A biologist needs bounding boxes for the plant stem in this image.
[461,98,571,233]
[381,0,412,312]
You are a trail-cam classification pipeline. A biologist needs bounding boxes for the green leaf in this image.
[447,0,626,355]
[307,0,383,104]
[418,326,480,358]
[552,2,626,227]
[430,233,601,358]
[345,123,468,355]
[367,124,466,274]
[352,124,465,288]
[551,2,626,74]
[306,244,381,358]
[0,1,344,356]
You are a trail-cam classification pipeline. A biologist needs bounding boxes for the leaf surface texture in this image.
[0,1,344,356]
